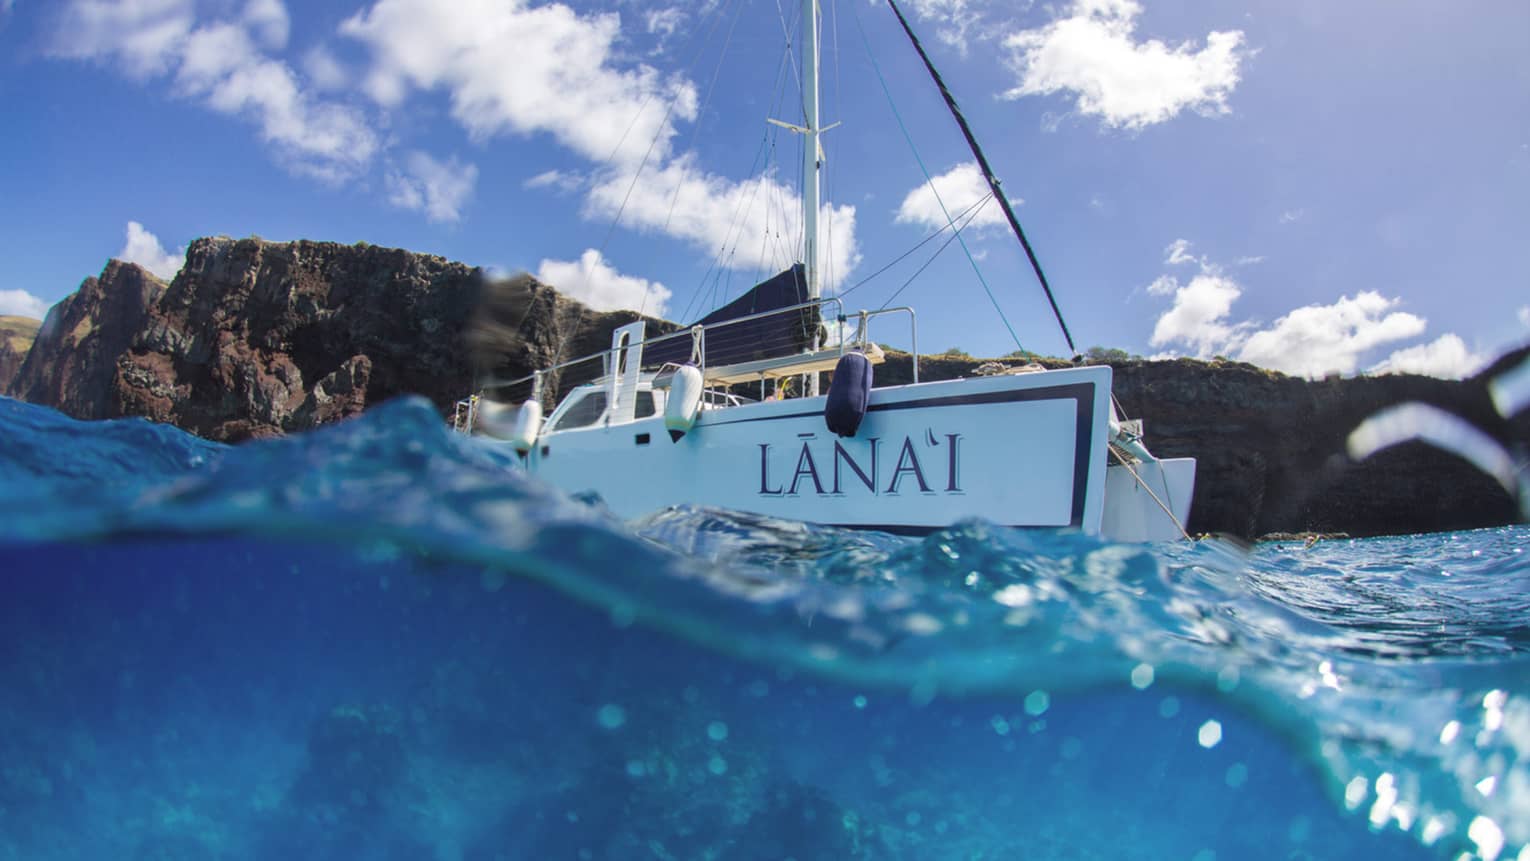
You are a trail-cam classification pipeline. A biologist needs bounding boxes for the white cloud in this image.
[1370,334,1486,380]
[340,0,697,168]
[1148,272,1247,358]
[242,0,289,50]
[53,0,377,182]
[524,169,585,194]
[302,45,348,91]
[536,249,671,316]
[902,0,982,54]
[583,158,860,290]
[340,0,861,282]
[1144,273,1177,297]
[1279,208,1305,225]
[1518,306,1530,328]
[895,162,1006,232]
[1239,292,1426,377]
[174,22,376,180]
[1001,0,1246,130]
[1164,237,1196,265]
[385,152,478,223]
[51,0,196,77]
[644,7,684,41]
[0,289,49,319]
[118,220,184,280]
[1146,246,1436,377]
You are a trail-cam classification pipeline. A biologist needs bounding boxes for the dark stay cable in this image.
[884,0,1078,356]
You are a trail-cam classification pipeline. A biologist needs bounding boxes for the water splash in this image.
[1,394,1526,857]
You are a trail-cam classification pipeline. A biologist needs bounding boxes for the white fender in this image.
[664,365,703,441]
[479,399,542,454]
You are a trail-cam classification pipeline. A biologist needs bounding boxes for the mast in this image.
[802,0,822,396]
[801,0,821,310]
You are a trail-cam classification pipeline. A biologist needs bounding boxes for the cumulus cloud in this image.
[1239,292,1427,377]
[644,7,684,41]
[119,220,184,279]
[1148,272,1247,358]
[536,249,670,316]
[339,0,860,282]
[52,0,377,181]
[902,0,982,54]
[1145,244,1442,377]
[1370,334,1486,380]
[895,162,1006,232]
[0,289,49,319]
[584,158,860,290]
[1001,0,1246,130]
[50,0,195,77]
[340,0,696,169]
[302,45,348,91]
[1519,306,1530,329]
[385,151,478,223]
[242,0,289,50]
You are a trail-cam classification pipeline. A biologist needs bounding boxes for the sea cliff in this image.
[6,237,650,440]
[4,236,1525,538]
[0,316,40,392]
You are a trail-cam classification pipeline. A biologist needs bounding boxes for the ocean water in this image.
[1,395,1526,861]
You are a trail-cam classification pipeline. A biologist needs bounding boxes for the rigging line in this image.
[603,0,736,323]
[662,0,747,234]
[772,0,803,108]
[555,25,726,364]
[878,193,993,312]
[884,0,1077,356]
[692,33,795,316]
[849,0,1025,352]
[824,0,844,295]
[838,192,992,299]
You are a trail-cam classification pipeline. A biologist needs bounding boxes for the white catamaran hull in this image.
[525,366,1115,534]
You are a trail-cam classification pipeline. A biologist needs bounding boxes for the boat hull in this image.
[1102,458,1197,542]
[524,366,1115,534]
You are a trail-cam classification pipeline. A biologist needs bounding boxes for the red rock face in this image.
[9,261,166,419]
[8,236,653,443]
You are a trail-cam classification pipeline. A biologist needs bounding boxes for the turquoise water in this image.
[1,395,1526,860]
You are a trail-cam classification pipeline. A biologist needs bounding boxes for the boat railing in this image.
[476,296,923,410]
[849,306,918,385]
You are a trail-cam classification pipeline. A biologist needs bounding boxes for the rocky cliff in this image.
[8,237,652,440]
[851,349,1527,538]
[9,235,1526,537]
[8,263,166,418]
[0,315,41,393]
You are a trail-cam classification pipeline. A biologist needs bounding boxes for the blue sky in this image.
[0,0,1526,378]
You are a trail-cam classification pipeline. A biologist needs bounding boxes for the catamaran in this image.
[460,0,1195,542]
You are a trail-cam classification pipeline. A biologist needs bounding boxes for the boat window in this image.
[550,390,608,431]
[635,390,656,419]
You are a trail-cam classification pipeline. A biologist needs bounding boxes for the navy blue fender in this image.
[824,351,873,437]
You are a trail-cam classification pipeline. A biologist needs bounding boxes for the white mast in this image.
[801,0,821,308]
[801,0,822,396]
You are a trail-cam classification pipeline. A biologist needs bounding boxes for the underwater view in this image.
[1,394,1526,860]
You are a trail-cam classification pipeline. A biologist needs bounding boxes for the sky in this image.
[0,0,1527,379]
